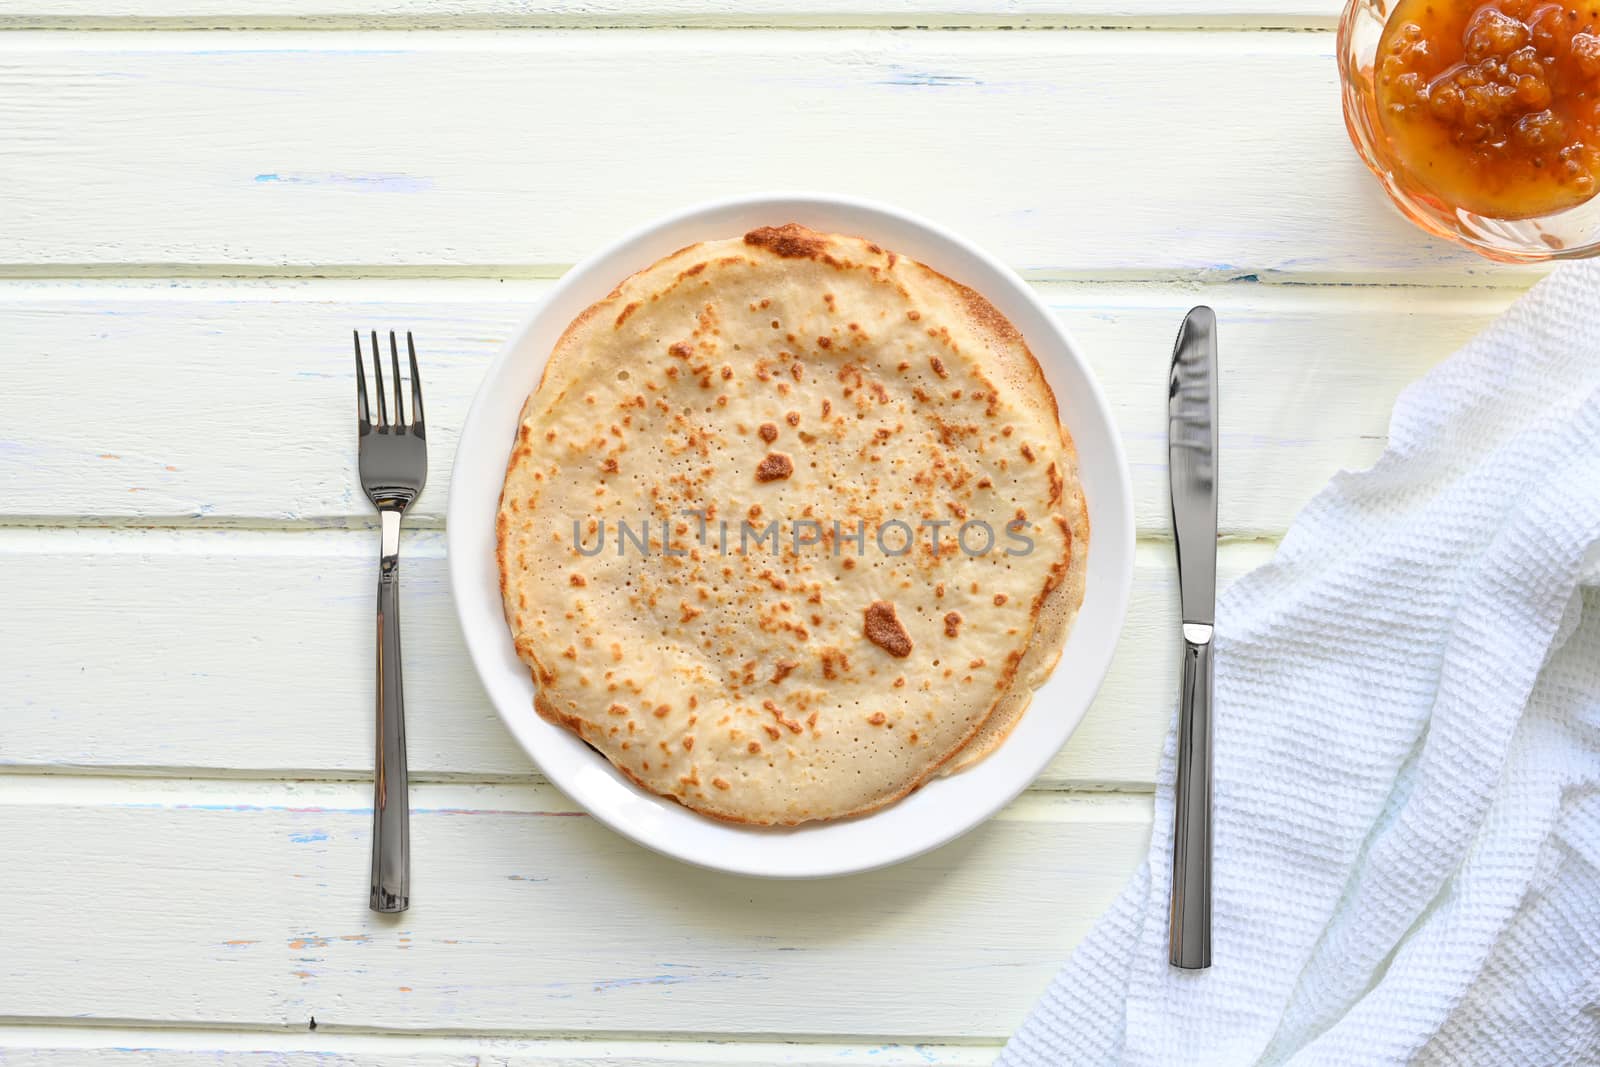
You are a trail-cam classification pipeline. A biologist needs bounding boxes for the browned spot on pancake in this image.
[668,341,693,359]
[601,457,619,474]
[569,573,586,587]
[683,736,695,751]
[1047,462,1063,502]
[944,611,963,638]
[977,477,993,489]
[607,703,628,717]
[817,336,832,350]
[763,700,803,733]
[1021,443,1036,463]
[678,262,707,279]
[615,301,640,327]
[756,453,794,482]
[758,422,778,443]
[771,660,798,684]
[745,223,827,259]
[867,712,887,726]
[821,398,832,418]
[653,704,671,718]
[820,647,849,679]
[993,594,1008,606]
[712,777,731,790]
[907,309,921,321]
[785,411,800,426]
[747,741,762,754]
[864,601,913,658]
[721,365,734,380]
[929,357,949,379]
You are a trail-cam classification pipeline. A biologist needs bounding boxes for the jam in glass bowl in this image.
[1340,0,1600,260]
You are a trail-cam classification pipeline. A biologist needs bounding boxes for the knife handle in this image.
[1169,622,1213,970]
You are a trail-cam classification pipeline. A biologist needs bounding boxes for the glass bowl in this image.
[1339,0,1600,261]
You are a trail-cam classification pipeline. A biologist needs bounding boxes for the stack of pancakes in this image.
[498,224,1087,825]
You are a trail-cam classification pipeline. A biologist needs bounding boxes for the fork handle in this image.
[371,508,410,913]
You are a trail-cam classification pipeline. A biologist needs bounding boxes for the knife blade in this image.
[1167,305,1217,970]
[1169,306,1218,626]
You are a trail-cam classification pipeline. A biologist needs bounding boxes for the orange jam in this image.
[1376,0,1600,218]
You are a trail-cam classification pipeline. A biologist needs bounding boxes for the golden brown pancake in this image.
[497,223,1087,824]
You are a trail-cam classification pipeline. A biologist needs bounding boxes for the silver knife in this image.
[1167,305,1217,970]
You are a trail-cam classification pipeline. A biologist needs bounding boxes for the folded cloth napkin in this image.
[1001,263,1600,1067]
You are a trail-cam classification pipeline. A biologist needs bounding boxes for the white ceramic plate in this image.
[448,194,1134,878]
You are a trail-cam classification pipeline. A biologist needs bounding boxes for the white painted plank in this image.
[0,1027,997,1066]
[0,529,520,782]
[0,525,1270,788]
[0,280,1515,533]
[0,778,1149,1037]
[0,31,1510,280]
[0,0,1341,30]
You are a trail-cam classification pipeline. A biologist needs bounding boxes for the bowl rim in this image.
[445,191,1136,878]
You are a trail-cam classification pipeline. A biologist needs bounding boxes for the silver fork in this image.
[354,330,427,914]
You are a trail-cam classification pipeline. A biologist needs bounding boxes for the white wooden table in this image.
[0,3,1540,1063]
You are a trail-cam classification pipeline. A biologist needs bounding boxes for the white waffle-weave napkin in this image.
[1001,263,1600,1066]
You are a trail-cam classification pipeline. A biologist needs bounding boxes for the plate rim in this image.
[446,191,1135,878]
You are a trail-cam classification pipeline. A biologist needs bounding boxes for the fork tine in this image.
[371,330,389,428]
[390,331,405,426]
[353,330,370,426]
[407,332,425,433]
